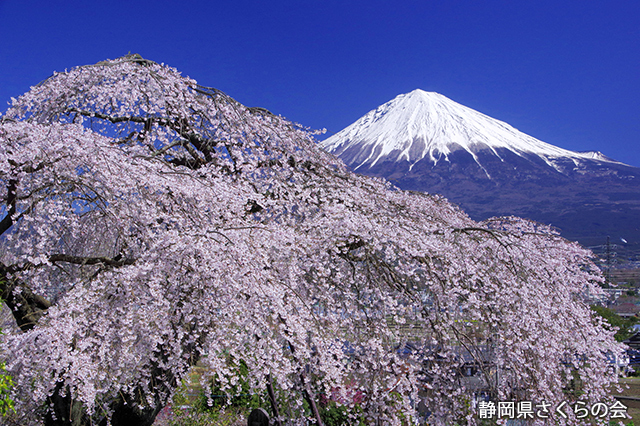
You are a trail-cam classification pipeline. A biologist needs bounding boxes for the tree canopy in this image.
[0,55,624,425]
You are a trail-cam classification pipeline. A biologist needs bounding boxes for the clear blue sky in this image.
[1,0,639,165]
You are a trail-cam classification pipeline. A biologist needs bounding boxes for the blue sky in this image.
[1,0,639,165]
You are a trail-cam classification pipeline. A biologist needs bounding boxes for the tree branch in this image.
[0,264,51,332]
[0,179,17,237]
[48,254,135,267]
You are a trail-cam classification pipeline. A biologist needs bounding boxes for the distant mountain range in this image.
[321,89,640,261]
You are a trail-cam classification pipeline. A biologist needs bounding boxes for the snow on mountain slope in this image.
[321,89,624,175]
[320,90,640,255]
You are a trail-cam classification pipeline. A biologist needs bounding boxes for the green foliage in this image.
[170,384,251,426]
[170,359,264,426]
[167,409,246,426]
[591,305,639,342]
[201,359,264,412]
[0,300,14,417]
[319,401,366,426]
[320,401,350,426]
[0,362,14,416]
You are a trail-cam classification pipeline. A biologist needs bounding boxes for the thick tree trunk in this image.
[43,385,167,426]
[0,265,51,332]
[41,356,179,426]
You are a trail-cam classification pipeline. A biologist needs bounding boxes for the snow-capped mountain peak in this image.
[320,90,640,257]
[321,89,622,174]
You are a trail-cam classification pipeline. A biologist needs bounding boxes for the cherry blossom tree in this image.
[0,55,624,425]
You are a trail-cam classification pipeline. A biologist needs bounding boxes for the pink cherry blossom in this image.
[0,55,623,426]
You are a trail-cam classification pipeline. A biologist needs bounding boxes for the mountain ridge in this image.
[321,90,640,258]
[321,89,627,176]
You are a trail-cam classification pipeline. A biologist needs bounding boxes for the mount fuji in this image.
[321,89,640,255]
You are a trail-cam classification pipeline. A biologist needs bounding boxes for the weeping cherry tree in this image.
[0,55,624,426]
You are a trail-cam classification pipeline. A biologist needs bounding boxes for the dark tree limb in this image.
[0,264,51,332]
[0,257,191,426]
[285,337,324,426]
[44,347,187,426]
[0,179,17,237]
[300,372,324,426]
[4,254,136,275]
[48,254,135,268]
[266,374,283,426]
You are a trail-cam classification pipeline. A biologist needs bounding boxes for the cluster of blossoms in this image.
[0,55,624,425]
